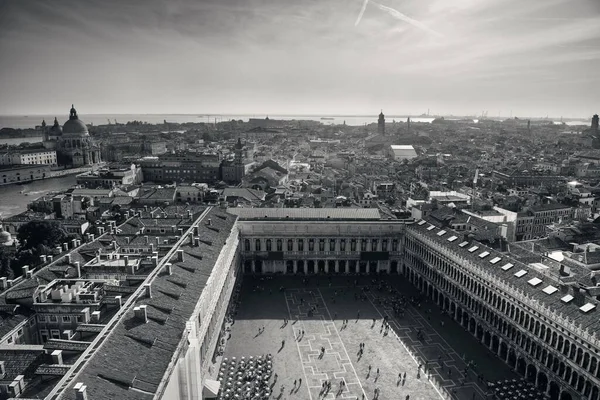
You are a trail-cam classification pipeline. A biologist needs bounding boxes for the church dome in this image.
[62,105,89,136]
[0,226,14,246]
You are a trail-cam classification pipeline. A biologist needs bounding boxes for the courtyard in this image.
[221,275,519,400]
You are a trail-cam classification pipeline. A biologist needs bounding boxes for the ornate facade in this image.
[43,105,101,167]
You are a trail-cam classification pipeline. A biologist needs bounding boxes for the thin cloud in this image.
[355,0,369,26]
[371,2,443,38]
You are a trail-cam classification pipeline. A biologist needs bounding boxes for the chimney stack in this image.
[145,235,149,244]
[152,255,158,266]
[40,255,47,264]
[144,284,152,298]
[112,240,117,250]
[75,261,81,278]
[51,350,63,365]
[193,226,199,236]
[74,382,88,400]
[66,254,72,265]
[150,243,155,253]
[177,249,184,262]
[22,266,29,279]
[90,234,95,241]
[155,236,160,244]
[194,237,200,247]
[207,218,212,226]
[165,263,173,275]
[62,243,68,252]
[48,255,53,263]
[115,295,122,308]
[134,305,148,323]
[72,238,77,249]
[0,360,5,378]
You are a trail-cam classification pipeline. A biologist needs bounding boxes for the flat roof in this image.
[227,208,382,221]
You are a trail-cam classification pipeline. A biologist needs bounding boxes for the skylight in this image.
[417,220,427,225]
[580,303,596,313]
[468,246,479,253]
[501,263,514,271]
[479,251,490,258]
[427,225,435,231]
[528,277,542,287]
[514,270,527,278]
[561,295,574,303]
[437,230,447,236]
[447,236,458,242]
[489,257,501,264]
[458,241,469,247]
[542,285,558,295]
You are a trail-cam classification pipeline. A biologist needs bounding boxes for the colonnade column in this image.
[251,260,256,273]
[335,261,339,273]
[293,260,298,274]
[325,262,329,274]
[303,263,308,274]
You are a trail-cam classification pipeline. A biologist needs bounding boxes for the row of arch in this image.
[403,233,599,400]
[243,237,400,253]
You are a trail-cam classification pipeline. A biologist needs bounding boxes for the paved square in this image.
[220,275,518,400]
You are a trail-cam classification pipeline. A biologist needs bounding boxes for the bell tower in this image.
[378,110,385,135]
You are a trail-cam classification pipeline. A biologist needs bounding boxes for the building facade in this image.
[43,105,102,167]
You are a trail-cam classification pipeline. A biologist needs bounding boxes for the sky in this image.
[0,0,599,118]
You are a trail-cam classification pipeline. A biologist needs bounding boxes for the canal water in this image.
[0,175,78,219]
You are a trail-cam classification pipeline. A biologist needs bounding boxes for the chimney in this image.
[76,239,81,247]
[26,270,33,279]
[112,240,117,250]
[145,235,149,244]
[90,234,95,241]
[126,236,131,244]
[188,232,194,245]
[0,361,5,378]
[144,284,152,298]
[207,218,212,226]
[63,243,69,252]
[74,382,88,400]
[172,225,176,233]
[193,226,199,236]
[178,228,184,236]
[150,243,155,253]
[0,277,6,290]
[188,210,193,221]
[56,246,62,254]
[86,233,91,242]
[66,254,72,264]
[134,305,148,323]
[75,261,81,278]
[72,238,77,249]
[91,311,101,322]
[115,295,122,308]
[177,249,184,262]
[51,349,63,365]
[152,255,159,266]
[22,265,29,279]
[14,375,25,393]
[155,236,160,244]
[124,255,129,266]
[165,263,173,275]
[48,255,53,263]
[40,255,47,263]
[194,237,200,247]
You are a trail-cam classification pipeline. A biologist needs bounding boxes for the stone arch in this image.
[499,342,508,360]
[549,381,560,400]
[286,260,294,274]
[469,317,476,334]
[559,391,572,400]
[517,357,527,375]
[255,260,263,273]
[537,371,548,392]
[508,348,517,368]
[317,260,325,273]
[297,260,305,274]
[526,363,537,384]
[307,260,315,274]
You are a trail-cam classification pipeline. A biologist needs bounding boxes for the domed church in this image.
[42,105,101,166]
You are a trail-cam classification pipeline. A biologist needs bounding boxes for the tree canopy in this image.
[17,220,74,251]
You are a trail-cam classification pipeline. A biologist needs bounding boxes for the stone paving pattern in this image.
[223,276,517,400]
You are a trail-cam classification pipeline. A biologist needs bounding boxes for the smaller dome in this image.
[0,226,13,246]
